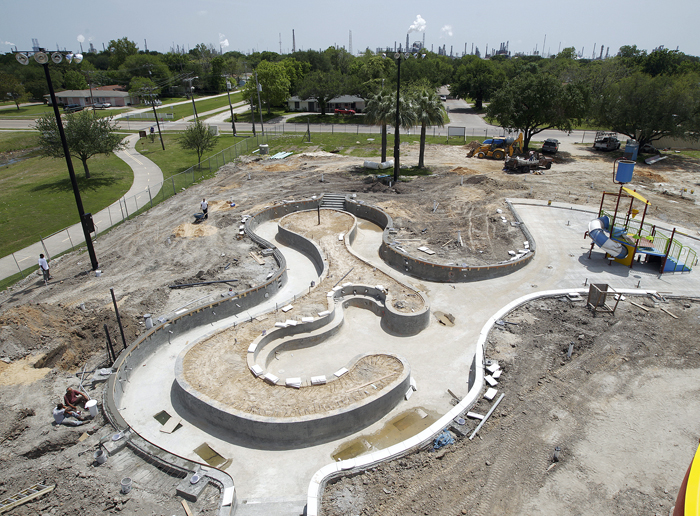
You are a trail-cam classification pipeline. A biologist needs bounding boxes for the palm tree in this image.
[413,88,446,168]
[364,90,393,162]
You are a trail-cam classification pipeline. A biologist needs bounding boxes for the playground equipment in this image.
[585,159,696,273]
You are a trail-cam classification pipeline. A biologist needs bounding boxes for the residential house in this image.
[45,85,134,107]
[287,95,365,113]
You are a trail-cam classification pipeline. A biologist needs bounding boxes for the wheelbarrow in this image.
[193,212,206,223]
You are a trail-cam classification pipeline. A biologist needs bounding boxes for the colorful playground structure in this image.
[585,160,697,273]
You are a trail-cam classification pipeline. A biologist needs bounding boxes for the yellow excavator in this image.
[467,133,524,160]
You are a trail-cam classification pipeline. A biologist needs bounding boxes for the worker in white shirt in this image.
[200,198,209,219]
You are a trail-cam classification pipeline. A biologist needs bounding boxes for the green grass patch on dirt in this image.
[0,132,41,154]
[134,133,247,178]
[0,151,133,257]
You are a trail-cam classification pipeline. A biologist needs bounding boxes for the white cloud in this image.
[408,15,426,33]
[2,41,16,47]
[77,34,85,43]
[441,25,453,38]
[197,10,208,16]
[219,33,229,48]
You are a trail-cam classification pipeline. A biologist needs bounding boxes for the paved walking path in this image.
[0,133,163,282]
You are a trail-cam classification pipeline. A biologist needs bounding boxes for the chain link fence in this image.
[2,133,270,283]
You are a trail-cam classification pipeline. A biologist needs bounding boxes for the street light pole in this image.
[19,50,99,271]
[255,72,264,136]
[393,54,402,183]
[390,51,426,183]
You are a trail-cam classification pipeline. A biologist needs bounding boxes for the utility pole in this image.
[255,72,264,135]
[225,78,237,136]
[250,96,256,136]
[146,91,165,150]
[184,76,198,119]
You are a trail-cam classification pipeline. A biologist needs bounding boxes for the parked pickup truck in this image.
[334,108,355,115]
[593,131,621,151]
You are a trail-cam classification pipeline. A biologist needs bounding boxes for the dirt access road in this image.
[0,140,698,514]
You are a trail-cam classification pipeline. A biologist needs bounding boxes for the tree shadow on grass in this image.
[29,175,121,194]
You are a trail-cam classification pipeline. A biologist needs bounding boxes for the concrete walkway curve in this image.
[0,133,163,282]
[116,197,700,516]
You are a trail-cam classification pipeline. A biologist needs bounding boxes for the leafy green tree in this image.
[177,119,219,165]
[364,89,394,162]
[0,72,28,109]
[280,57,310,95]
[63,70,88,90]
[594,71,700,148]
[34,111,125,179]
[242,61,291,114]
[451,57,503,109]
[128,77,158,101]
[297,70,343,115]
[486,73,589,151]
[209,57,226,93]
[411,88,446,168]
[108,37,139,69]
[556,47,578,60]
[120,54,171,93]
[642,48,683,77]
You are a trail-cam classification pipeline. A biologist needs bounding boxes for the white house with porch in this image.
[287,95,365,113]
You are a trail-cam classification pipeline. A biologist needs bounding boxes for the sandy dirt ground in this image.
[0,139,698,514]
[182,209,424,417]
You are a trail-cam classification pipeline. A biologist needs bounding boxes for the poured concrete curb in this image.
[305,287,659,515]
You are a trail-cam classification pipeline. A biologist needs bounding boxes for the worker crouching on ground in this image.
[64,387,89,411]
[53,403,86,426]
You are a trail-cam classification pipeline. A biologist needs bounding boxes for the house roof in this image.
[94,85,127,92]
[288,95,364,102]
[47,89,131,99]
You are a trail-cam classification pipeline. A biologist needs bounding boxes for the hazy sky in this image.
[2,0,699,58]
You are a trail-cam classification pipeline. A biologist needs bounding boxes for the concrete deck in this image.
[119,199,700,515]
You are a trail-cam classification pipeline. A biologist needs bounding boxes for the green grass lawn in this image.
[0,132,40,154]
[260,132,478,160]
[131,93,244,121]
[134,133,247,178]
[0,149,133,257]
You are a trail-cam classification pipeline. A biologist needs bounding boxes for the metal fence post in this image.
[66,228,74,249]
[171,176,176,195]
[12,253,26,278]
[39,236,51,261]
[148,186,153,208]
[108,205,113,227]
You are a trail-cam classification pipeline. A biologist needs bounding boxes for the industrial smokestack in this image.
[292,29,296,53]
[406,34,409,52]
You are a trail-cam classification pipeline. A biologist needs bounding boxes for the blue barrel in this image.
[624,140,639,161]
[616,160,635,183]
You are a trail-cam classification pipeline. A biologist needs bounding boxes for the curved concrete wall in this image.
[105,197,323,431]
[173,353,411,450]
[343,197,535,283]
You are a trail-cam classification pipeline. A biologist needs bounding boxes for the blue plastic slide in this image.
[587,216,628,259]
